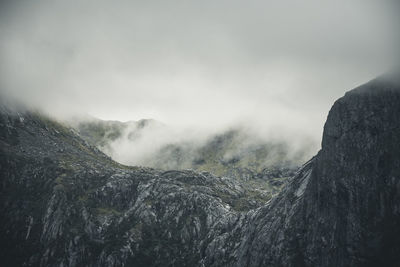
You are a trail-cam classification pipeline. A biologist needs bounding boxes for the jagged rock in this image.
[214,73,400,267]
[0,73,400,266]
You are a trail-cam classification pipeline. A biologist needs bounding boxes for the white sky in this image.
[1,0,399,142]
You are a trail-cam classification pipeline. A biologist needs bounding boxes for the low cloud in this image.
[1,0,399,156]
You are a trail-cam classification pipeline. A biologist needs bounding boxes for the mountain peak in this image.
[1,75,400,266]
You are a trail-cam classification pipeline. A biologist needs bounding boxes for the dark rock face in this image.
[222,75,400,267]
[1,74,400,266]
[312,77,400,266]
[0,109,265,266]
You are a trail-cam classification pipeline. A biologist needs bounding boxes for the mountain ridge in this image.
[1,74,400,266]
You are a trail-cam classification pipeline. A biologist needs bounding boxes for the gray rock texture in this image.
[1,73,400,266]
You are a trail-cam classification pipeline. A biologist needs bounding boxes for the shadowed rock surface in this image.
[219,74,400,267]
[1,73,400,266]
[72,115,301,210]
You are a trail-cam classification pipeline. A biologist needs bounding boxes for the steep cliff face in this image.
[217,74,400,267]
[309,76,400,266]
[0,74,400,267]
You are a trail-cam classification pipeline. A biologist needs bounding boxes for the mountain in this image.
[72,118,310,200]
[147,129,303,178]
[222,73,400,267]
[0,108,278,266]
[73,117,286,206]
[1,73,400,266]
[72,116,308,174]
[69,116,161,154]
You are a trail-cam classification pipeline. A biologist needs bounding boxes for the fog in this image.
[1,0,399,161]
[87,118,317,168]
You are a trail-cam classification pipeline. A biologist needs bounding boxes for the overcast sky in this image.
[1,0,399,142]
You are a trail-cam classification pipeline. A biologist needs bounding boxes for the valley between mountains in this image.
[1,73,400,266]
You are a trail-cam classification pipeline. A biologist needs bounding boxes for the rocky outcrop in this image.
[0,109,269,266]
[0,73,399,266]
[214,73,400,267]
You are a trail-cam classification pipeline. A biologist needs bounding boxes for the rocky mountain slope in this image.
[72,117,306,200]
[218,73,400,267]
[1,73,400,266]
[0,108,278,266]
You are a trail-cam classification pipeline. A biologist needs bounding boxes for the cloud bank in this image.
[1,0,399,150]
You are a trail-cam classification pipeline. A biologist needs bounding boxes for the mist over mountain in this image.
[1,0,400,266]
[1,0,398,180]
[1,0,399,140]
[68,116,312,200]
[1,73,400,266]
[70,117,316,174]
